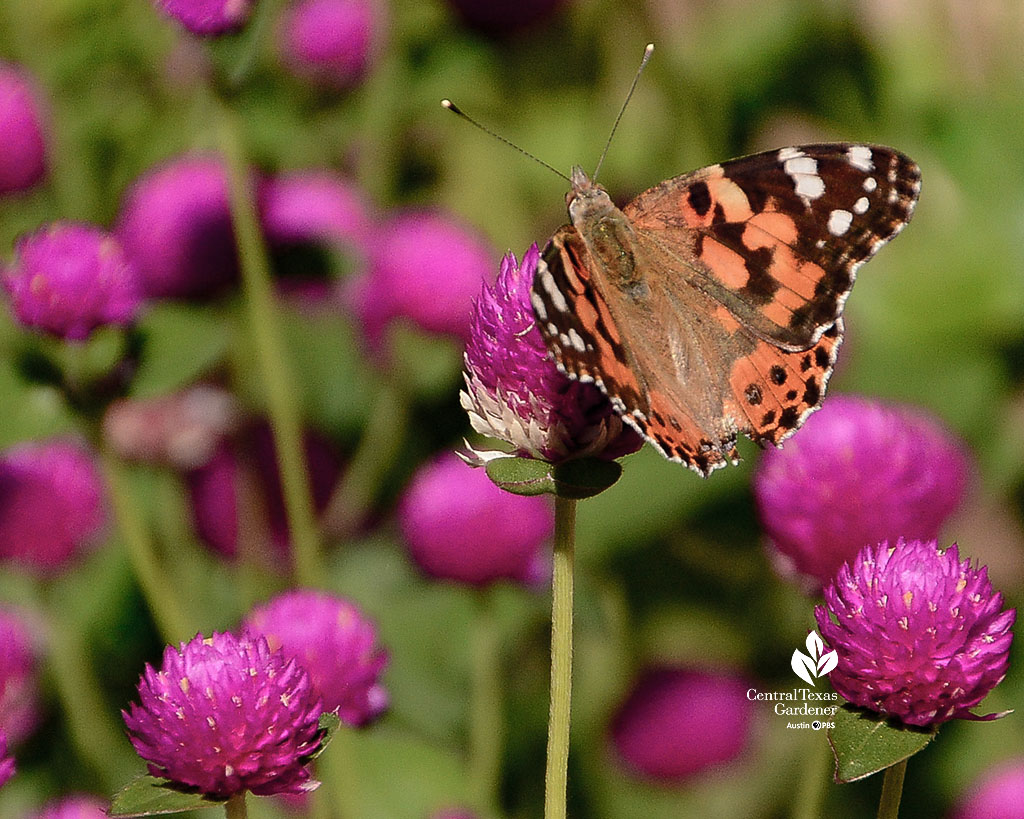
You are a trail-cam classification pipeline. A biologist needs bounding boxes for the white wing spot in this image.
[784,156,825,200]
[538,267,568,314]
[853,196,869,215]
[566,327,586,353]
[777,146,804,161]
[815,239,826,249]
[847,145,874,172]
[863,176,878,193]
[530,291,548,321]
[546,321,557,337]
[828,209,853,236]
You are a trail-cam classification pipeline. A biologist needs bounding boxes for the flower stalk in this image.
[877,759,907,819]
[544,496,577,819]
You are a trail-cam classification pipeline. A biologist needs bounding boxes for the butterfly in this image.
[530,144,921,476]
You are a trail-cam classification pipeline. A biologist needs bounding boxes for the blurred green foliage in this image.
[1,0,1023,817]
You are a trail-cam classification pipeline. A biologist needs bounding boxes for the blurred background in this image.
[0,0,1023,817]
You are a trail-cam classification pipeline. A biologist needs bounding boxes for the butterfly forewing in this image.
[532,143,921,475]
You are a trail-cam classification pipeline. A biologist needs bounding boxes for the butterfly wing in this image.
[533,143,920,475]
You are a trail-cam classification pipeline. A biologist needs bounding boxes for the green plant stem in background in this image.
[225,792,248,819]
[323,377,409,540]
[469,589,503,818]
[217,102,324,587]
[100,448,192,643]
[877,759,907,819]
[320,724,364,819]
[791,733,832,819]
[544,496,577,819]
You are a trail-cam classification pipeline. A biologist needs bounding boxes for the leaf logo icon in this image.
[791,631,837,685]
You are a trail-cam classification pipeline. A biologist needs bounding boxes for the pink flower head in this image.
[0,62,47,195]
[123,631,323,797]
[816,539,1015,727]
[754,395,970,586]
[259,170,373,301]
[2,222,141,341]
[0,730,13,788]
[399,453,553,586]
[153,0,256,35]
[461,245,642,464]
[953,758,1024,819]
[346,209,494,348]
[186,423,341,560]
[0,439,106,574]
[0,606,40,744]
[279,0,380,89]
[116,156,237,299]
[243,590,388,726]
[610,667,754,781]
[32,794,108,819]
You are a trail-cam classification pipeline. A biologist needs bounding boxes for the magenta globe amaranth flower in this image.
[953,758,1024,819]
[0,63,47,195]
[754,395,970,586]
[124,631,323,796]
[32,794,108,819]
[399,453,553,586]
[279,0,380,89]
[117,156,237,299]
[0,730,13,788]
[0,606,40,744]
[461,244,642,464]
[0,439,106,574]
[816,539,1015,727]
[186,423,341,560]
[610,667,754,781]
[2,222,141,341]
[346,209,494,348]
[153,0,256,35]
[243,590,388,726]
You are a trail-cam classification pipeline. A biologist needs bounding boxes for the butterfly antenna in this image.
[441,99,570,183]
[592,43,654,183]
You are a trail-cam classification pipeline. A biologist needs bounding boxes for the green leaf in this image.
[827,704,936,783]
[311,710,342,759]
[107,775,222,817]
[485,456,622,499]
[131,304,230,398]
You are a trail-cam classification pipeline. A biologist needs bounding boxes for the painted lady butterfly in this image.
[531,144,921,475]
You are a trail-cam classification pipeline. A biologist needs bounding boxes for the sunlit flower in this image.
[461,245,642,465]
[754,395,970,586]
[2,222,141,341]
[123,631,323,796]
[816,539,1015,727]
[243,590,388,727]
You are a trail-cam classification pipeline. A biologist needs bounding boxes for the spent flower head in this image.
[0,439,106,574]
[2,222,141,341]
[815,538,1015,727]
[123,631,323,797]
[755,394,970,586]
[610,666,754,782]
[243,590,388,727]
[0,62,47,195]
[153,0,256,35]
[399,453,553,586]
[461,244,642,465]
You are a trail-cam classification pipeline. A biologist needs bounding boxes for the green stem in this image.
[469,589,503,818]
[43,595,137,789]
[322,378,408,540]
[320,724,363,819]
[216,102,323,587]
[100,448,192,643]
[225,792,248,819]
[791,733,832,819]
[544,496,577,819]
[877,759,907,819]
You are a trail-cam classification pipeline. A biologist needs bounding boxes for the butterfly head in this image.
[567,165,613,223]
